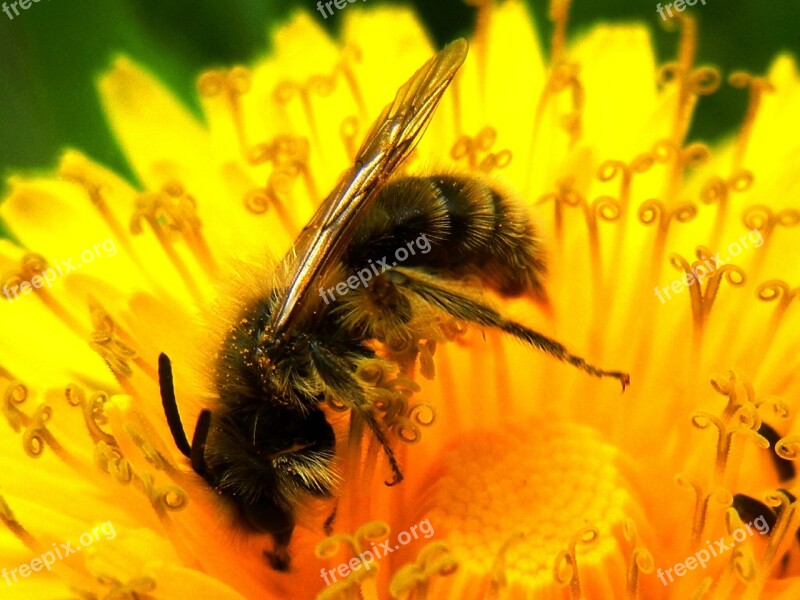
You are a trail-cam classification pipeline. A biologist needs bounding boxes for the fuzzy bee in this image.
[158,38,629,571]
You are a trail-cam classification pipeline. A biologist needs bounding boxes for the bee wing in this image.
[268,38,468,335]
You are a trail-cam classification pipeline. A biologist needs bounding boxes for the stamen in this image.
[756,280,800,345]
[548,0,573,66]
[774,435,800,461]
[676,475,733,547]
[753,395,790,421]
[710,369,756,423]
[724,508,757,585]
[130,182,208,304]
[97,428,187,524]
[65,384,117,446]
[0,253,86,338]
[246,134,314,235]
[88,300,139,384]
[124,423,170,472]
[135,471,188,519]
[273,50,365,156]
[742,206,800,273]
[657,15,721,148]
[168,182,218,275]
[700,170,754,248]
[529,60,584,189]
[663,141,711,203]
[537,176,583,243]
[2,379,30,432]
[626,548,654,600]
[668,247,745,343]
[95,440,133,484]
[23,404,57,457]
[554,64,583,147]
[373,382,432,446]
[272,75,318,154]
[486,531,523,598]
[678,370,788,581]
[621,521,654,600]
[486,332,514,414]
[742,490,799,599]
[0,494,38,551]
[450,127,512,174]
[432,343,460,433]
[197,66,253,159]
[638,199,698,285]
[93,575,157,599]
[316,522,389,599]
[553,526,598,600]
[566,191,622,298]
[597,155,657,214]
[690,408,767,490]
[658,15,721,202]
[389,542,458,600]
[598,151,661,302]
[728,72,775,170]
[463,0,494,95]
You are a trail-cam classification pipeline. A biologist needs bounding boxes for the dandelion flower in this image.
[1,1,800,599]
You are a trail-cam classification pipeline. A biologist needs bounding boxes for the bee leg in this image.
[158,353,192,457]
[390,268,630,390]
[363,411,404,486]
[309,344,404,486]
[264,527,293,572]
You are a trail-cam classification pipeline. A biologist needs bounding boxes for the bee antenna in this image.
[158,353,192,457]
[191,410,213,478]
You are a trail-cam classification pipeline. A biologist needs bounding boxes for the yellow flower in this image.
[1,1,799,599]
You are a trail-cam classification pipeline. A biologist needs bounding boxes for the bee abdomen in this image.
[348,174,547,299]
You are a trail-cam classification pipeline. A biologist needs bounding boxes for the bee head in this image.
[158,352,336,540]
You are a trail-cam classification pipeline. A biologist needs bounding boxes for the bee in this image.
[158,38,630,571]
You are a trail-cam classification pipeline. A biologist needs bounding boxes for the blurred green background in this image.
[0,0,797,215]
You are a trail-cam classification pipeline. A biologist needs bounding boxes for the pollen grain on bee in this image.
[318,233,431,305]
